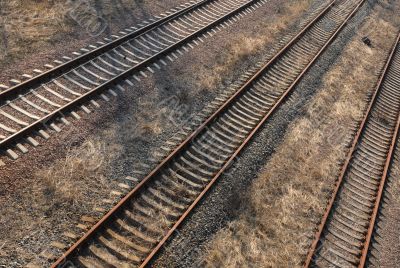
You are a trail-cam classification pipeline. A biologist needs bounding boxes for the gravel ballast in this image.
[0,0,318,266]
[149,1,399,267]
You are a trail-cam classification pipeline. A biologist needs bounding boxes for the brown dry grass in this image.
[0,137,121,265]
[203,7,398,268]
[37,140,110,204]
[0,0,70,62]
[0,0,181,67]
[199,0,313,90]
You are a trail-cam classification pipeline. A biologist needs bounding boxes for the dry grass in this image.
[0,137,121,265]
[203,7,398,268]
[0,0,180,66]
[37,140,109,205]
[199,0,313,90]
[34,138,118,210]
[0,0,69,61]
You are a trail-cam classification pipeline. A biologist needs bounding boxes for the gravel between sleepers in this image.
[149,1,383,267]
[0,0,317,266]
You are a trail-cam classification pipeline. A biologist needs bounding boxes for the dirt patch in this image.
[0,138,120,266]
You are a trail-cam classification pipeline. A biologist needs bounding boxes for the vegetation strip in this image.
[0,0,265,160]
[305,31,400,268]
[49,1,369,267]
[0,0,208,102]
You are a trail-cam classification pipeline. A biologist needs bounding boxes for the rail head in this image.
[140,0,372,265]
[0,0,261,152]
[0,0,210,106]
[50,1,336,267]
[358,32,400,268]
[303,31,400,268]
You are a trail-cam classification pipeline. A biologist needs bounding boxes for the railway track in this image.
[305,32,400,268]
[0,0,269,162]
[47,0,369,267]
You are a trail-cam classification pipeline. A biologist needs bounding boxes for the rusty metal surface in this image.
[48,0,375,266]
[359,32,400,267]
[0,0,259,154]
[0,0,209,105]
[304,32,400,268]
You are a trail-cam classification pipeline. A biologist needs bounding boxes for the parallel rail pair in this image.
[0,0,267,161]
[305,33,400,267]
[49,0,368,267]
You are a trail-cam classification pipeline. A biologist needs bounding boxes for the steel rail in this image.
[0,0,210,105]
[358,32,400,267]
[51,0,368,266]
[304,31,400,268]
[0,0,260,152]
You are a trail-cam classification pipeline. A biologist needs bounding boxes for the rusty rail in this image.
[304,31,400,268]
[51,0,369,266]
[0,0,210,106]
[0,0,261,153]
[359,32,400,268]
